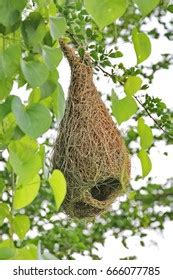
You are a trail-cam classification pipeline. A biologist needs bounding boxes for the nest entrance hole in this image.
[91,177,120,201]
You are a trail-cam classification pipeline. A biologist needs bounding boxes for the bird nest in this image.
[52,40,131,219]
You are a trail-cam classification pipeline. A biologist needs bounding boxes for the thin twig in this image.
[94,62,114,77]
[66,31,115,77]
[66,30,82,47]
[134,96,173,138]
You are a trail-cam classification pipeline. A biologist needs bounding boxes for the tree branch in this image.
[134,96,173,138]
[65,30,173,138]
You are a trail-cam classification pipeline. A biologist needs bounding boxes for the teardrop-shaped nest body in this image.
[53,40,131,219]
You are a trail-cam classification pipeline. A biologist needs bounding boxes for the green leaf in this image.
[17,69,26,88]
[28,88,41,105]
[40,96,52,109]
[168,5,173,13]
[13,175,40,209]
[0,247,16,260]
[12,96,52,139]
[0,0,27,28]
[0,240,13,248]
[0,77,13,100]
[0,240,15,260]
[84,0,128,29]
[0,44,21,79]
[128,191,136,200]
[137,117,153,150]
[40,79,57,99]
[0,203,10,216]
[0,113,16,149]
[12,215,30,240]
[109,51,123,58]
[35,0,57,14]
[42,46,63,70]
[0,178,5,197]
[21,59,49,88]
[52,83,65,120]
[0,96,13,121]
[138,149,152,177]
[111,92,138,124]
[40,70,58,99]
[132,28,151,64]
[134,0,159,17]
[21,12,47,48]
[12,126,25,140]
[124,76,142,96]
[13,244,37,260]
[8,136,42,185]
[49,170,67,210]
[49,16,67,40]
[35,0,48,7]
[78,47,85,58]
[0,203,10,226]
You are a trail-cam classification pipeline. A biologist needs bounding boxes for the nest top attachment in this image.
[53,40,131,219]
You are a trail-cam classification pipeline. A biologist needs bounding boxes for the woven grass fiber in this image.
[53,40,131,219]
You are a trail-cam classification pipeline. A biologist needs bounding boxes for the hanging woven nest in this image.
[52,40,131,219]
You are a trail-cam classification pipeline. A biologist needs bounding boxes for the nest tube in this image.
[53,40,131,219]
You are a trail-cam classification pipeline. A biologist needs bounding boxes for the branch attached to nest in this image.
[59,38,80,67]
[63,32,172,137]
